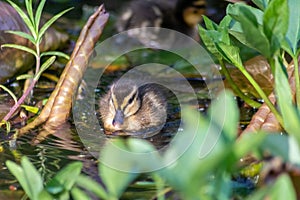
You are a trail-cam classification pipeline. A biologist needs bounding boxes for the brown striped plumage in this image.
[99,80,167,137]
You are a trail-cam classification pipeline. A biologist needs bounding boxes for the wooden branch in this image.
[19,5,109,136]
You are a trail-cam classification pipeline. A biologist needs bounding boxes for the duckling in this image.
[116,0,206,42]
[99,79,167,137]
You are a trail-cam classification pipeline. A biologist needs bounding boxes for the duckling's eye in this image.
[128,95,135,104]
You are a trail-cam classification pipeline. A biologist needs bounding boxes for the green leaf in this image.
[16,74,34,80]
[21,105,39,114]
[34,56,56,81]
[252,0,269,10]
[71,187,90,200]
[38,7,73,43]
[21,157,44,200]
[274,57,300,140]
[227,3,271,57]
[35,0,47,33]
[261,134,300,165]
[37,190,53,200]
[202,15,218,30]
[208,90,239,142]
[215,43,243,68]
[6,160,32,198]
[284,0,300,55]
[75,175,108,199]
[269,174,297,200]
[5,31,35,44]
[5,0,37,39]
[263,0,289,56]
[1,44,37,57]
[0,85,18,105]
[41,51,70,60]
[99,139,143,198]
[48,162,83,192]
[246,174,296,200]
[25,0,34,25]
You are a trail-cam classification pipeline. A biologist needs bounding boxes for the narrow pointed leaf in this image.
[35,0,47,32]
[34,56,56,81]
[6,0,36,39]
[39,8,73,42]
[25,0,34,25]
[16,74,34,80]
[1,44,37,57]
[5,31,35,44]
[0,85,18,104]
[41,51,70,60]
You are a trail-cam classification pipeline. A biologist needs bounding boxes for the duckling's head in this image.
[176,0,206,27]
[109,82,141,129]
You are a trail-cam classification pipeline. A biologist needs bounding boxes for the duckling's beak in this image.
[112,110,124,128]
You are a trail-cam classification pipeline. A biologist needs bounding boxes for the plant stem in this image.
[238,64,284,126]
[293,55,300,110]
[2,79,37,121]
[219,59,261,108]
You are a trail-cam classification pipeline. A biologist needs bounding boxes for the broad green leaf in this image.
[5,31,35,44]
[35,0,47,33]
[252,0,269,10]
[274,57,300,141]
[263,0,289,56]
[37,190,53,200]
[5,0,36,39]
[284,0,300,55]
[99,139,144,198]
[38,7,73,43]
[1,44,37,57]
[208,90,239,142]
[71,187,90,200]
[269,174,297,200]
[216,43,243,68]
[34,56,56,81]
[49,162,83,191]
[41,51,70,60]
[21,105,39,114]
[76,175,108,199]
[21,157,44,200]
[202,15,218,30]
[227,3,264,25]
[261,134,300,165]
[6,160,32,198]
[245,174,296,200]
[227,3,271,57]
[198,26,222,60]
